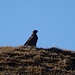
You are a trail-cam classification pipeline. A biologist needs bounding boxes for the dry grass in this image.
[0,46,75,75]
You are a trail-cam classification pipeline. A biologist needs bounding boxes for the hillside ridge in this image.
[0,46,75,75]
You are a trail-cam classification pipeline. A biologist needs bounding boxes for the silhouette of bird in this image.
[24,30,38,47]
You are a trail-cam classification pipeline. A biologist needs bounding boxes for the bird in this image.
[24,30,38,47]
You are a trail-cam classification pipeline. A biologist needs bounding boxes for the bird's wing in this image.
[24,35,34,45]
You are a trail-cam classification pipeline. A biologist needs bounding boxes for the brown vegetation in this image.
[0,46,75,75]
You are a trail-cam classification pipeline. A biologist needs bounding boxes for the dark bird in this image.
[24,30,38,47]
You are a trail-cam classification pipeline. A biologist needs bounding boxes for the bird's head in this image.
[33,30,38,33]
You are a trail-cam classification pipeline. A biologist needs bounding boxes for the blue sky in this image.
[0,0,75,50]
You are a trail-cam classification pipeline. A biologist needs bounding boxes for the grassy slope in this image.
[0,46,75,75]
